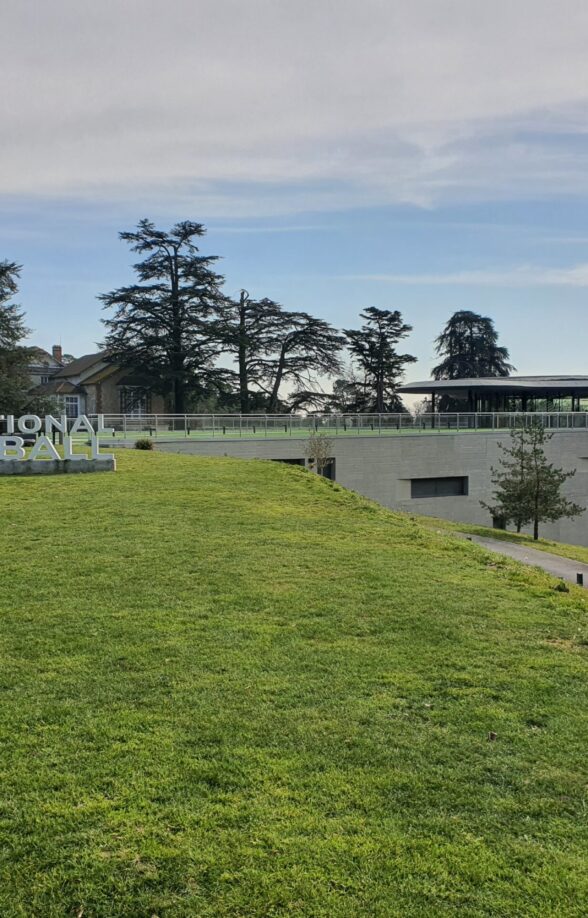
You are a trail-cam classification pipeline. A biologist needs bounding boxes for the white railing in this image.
[75,411,588,440]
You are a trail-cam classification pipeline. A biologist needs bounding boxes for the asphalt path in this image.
[459,534,588,588]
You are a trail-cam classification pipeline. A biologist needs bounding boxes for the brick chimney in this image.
[52,344,63,364]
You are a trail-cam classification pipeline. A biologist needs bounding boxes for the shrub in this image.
[134,438,154,451]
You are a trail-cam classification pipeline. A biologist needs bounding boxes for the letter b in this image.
[0,437,26,460]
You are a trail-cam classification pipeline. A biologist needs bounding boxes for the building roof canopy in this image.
[399,376,588,396]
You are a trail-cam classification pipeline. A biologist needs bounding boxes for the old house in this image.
[32,347,166,417]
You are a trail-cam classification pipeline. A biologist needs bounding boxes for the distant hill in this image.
[1,451,587,916]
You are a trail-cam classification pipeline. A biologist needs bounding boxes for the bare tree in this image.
[304,432,334,476]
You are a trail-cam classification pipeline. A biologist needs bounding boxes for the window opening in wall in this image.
[410,476,468,498]
[119,386,151,417]
[62,395,80,418]
[320,458,336,480]
[271,458,305,467]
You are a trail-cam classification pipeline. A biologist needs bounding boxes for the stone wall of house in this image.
[87,372,166,415]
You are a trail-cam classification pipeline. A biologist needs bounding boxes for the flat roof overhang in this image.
[399,376,588,397]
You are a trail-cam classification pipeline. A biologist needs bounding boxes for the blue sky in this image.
[3,0,588,383]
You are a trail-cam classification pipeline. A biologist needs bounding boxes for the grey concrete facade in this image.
[156,431,588,546]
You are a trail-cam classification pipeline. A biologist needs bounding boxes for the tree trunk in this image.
[173,375,185,414]
[268,347,286,413]
[376,372,385,413]
[238,292,249,414]
[170,247,185,414]
[533,517,539,540]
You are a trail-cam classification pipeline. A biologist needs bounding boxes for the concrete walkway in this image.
[459,534,588,588]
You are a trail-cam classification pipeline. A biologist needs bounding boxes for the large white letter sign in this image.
[63,437,85,461]
[17,415,42,434]
[70,415,95,436]
[0,416,15,434]
[96,415,114,436]
[44,415,68,436]
[90,438,114,462]
[29,436,61,461]
[0,415,116,475]
[0,437,26,460]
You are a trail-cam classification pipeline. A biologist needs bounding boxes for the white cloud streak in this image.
[3,1,588,214]
[342,264,588,287]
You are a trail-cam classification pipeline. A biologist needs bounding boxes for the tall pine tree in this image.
[217,291,285,413]
[0,261,49,416]
[100,220,227,413]
[262,311,344,412]
[343,308,416,412]
[433,310,514,380]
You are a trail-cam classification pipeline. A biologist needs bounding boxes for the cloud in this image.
[3,1,588,214]
[342,263,588,287]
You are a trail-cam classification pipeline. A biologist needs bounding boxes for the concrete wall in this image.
[156,431,588,546]
[0,458,116,475]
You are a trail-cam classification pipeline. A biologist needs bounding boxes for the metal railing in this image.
[77,411,588,440]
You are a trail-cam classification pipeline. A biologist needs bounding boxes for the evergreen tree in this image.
[217,291,285,413]
[100,220,227,413]
[481,423,584,540]
[0,261,51,416]
[433,310,515,380]
[218,293,343,413]
[343,308,416,412]
[325,367,362,412]
[257,310,344,412]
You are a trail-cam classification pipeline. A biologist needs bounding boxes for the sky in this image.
[3,0,588,382]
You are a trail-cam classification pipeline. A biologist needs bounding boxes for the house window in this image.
[41,375,50,384]
[63,396,80,418]
[119,387,151,417]
[411,476,468,498]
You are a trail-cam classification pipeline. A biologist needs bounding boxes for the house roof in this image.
[399,376,588,395]
[29,347,62,368]
[33,380,83,396]
[55,351,109,378]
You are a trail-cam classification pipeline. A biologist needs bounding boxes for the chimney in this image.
[52,344,63,364]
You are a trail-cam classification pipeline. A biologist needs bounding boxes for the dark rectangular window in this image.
[320,459,336,480]
[411,476,468,498]
[271,458,305,466]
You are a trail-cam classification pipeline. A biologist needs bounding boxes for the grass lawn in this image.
[1,450,587,916]
[420,515,588,566]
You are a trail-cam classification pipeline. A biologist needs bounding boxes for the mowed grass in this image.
[1,452,587,917]
[420,515,588,566]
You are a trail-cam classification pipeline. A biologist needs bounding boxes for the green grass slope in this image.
[1,451,587,917]
[419,515,588,566]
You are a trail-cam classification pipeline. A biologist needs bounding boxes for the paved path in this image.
[459,534,588,588]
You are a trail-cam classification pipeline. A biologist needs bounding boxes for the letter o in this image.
[17,415,42,434]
